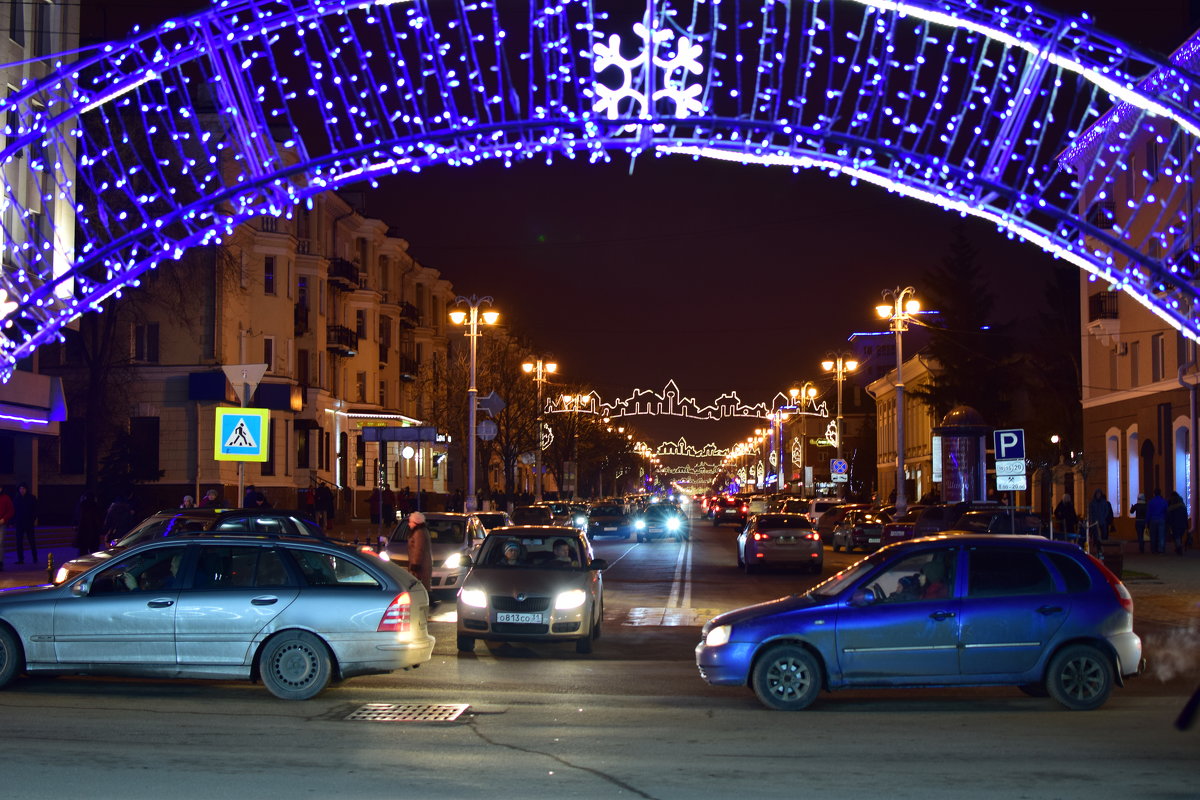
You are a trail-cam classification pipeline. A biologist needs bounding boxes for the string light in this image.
[0,0,1197,384]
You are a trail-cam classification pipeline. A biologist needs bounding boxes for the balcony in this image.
[326,324,359,356]
[398,301,421,329]
[399,354,419,382]
[327,258,359,290]
[1086,291,1120,346]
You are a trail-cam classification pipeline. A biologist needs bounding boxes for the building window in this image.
[297,428,311,469]
[1151,333,1165,382]
[133,323,159,363]
[263,336,275,373]
[130,417,160,480]
[261,418,276,476]
[264,256,276,295]
[355,434,366,486]
[378,379,387,407]
[356,309,367,339]
[1146,140,1160,181]
[60,418,84,474]
[356,371,367,403]
[32,1,50,59]
[1178,333,1196,371]
[297,348,309,386]
[9,1,24,46]
[1129,340,1140,387]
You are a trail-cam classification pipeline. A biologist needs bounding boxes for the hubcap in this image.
[1062,656,1102,699]
[768,657,810,699]
[273,643,316,687]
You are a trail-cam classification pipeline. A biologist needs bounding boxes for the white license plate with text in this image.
[496,612,542,624]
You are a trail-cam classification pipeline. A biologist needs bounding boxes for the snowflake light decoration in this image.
[592,18,705,133]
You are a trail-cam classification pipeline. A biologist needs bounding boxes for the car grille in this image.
[491,595,551,612]
[492,622,551,634]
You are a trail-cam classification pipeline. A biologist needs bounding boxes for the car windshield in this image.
[115,515,210,547]
[755,514,812,529]
[478,535,582,569]
[473,513,508,530]
[591,505,624,516]
[808,550,890,599]
[645,505,680,518]
[511,508,552,524]
[955,513,993,533]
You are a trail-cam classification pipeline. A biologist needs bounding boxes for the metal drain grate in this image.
[345,703,470,723]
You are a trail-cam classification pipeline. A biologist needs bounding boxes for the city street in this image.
[1,513,1197,799]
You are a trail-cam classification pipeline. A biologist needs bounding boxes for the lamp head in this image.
[545,362,557,373]
[821,359,834,372]
[522,362,534,373]
[449,309,467,326]
[789,387,800,399]
[845,359,859,371]
[875,303,893,319]
[903,298,920,315]
[481,310,500,325]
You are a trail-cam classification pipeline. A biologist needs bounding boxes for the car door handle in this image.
[929,611,956,621]
[147,599,174,609]
[1037,605,1064,615]
[251,596,279,606]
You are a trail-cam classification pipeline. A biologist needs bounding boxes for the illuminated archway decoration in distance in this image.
[546,382,829,421]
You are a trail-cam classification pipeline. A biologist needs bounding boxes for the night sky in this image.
[82,0,1199,451]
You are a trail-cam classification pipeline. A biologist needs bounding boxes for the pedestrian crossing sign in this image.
[214,407,270,462]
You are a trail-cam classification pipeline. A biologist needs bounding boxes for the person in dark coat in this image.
[13,483,38,563]
[1053,493,1078,541]
[103,494,137,546]
[1087,488,1114,550]
[1147,489,1169,554]
[1129,493,1148,554]
[314,483,334,528]
[1166,491,1189,556]
[74,491,105,556]
[404,511,432,594]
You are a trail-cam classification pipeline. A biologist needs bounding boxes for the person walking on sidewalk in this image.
[13,482,37,564]
[1130,493,1148,554]
[1167,490,1189,556]
[1147,488,1169,554]
[0,486,12,571]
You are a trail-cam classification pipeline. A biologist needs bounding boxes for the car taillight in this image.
[740,504,748,512]
[805,532,819,541]
[753,532,768,541]
[1085,555,1134,614]
[378,591,412,632]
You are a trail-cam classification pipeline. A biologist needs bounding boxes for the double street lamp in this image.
[521,357,557,502]
[876,286,920,516]
[562,393,593,499]
[789,382,818,490]
[821,353,859,462]
[449,295,499,513]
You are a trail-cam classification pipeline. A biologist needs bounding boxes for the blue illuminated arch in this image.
[1,0,1198,380]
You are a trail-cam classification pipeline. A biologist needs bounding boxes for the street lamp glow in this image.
[522,356,557,503]
[878,286,919,516]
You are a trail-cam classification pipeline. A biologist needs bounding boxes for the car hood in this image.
[61,549,119,574]
[462,566,588,596]
[709,592,828,628]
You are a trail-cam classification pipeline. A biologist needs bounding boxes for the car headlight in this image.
[574,515,587,526]
[704,624,732,647]
[634,519,646,530]
[442,552,464,569]
[555,589,587,610]
[459,588,488,608]
[666,517,681,531]
[54,566,69,584]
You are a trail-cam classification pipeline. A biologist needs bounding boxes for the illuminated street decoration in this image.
[655,439,731,459]
[546,382,828,421]
[656,462,722,476]
[0,1,1197,380]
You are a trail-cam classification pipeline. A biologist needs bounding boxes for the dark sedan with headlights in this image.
[586,503,631,540]
[632,503,689,542]
[456,526,606,654]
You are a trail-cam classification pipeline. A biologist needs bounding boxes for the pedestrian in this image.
[1166,490,1189,556]
[382,485,396,526]
[368,486,382,524]
[103,493,137,546]
[199,488,220,508]
[74,491,104,556]
[0,485,13,571]
[244,484,258,509]
[180,495,195,509]
[404,511,433,594]
[1053,493,1078,542]
[13,482,37,564]
[314,482,334,528]
[1147,488,1168,554]
[1129,493,1148,554]
[1087,488,1114,551]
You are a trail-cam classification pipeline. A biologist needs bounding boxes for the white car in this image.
[383,512,487,595]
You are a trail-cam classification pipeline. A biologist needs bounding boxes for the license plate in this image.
[777,538,796,545]
[496,612,542,624]
[868,537,880,543]
[604,526,617,531]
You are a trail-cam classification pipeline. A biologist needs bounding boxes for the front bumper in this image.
[695,640,756,686]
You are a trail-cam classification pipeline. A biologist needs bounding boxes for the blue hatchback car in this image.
[696,534,1143,711]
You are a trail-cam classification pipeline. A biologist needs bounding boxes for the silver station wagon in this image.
[0,535,435,699]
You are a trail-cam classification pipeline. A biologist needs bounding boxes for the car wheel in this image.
[743,560,756,574]
[0,624,23,689]
[258,631,332,701]
[752,644,822,711]
[457,634,476,652]
[575,632,594,654]
[1046,644,1113,710]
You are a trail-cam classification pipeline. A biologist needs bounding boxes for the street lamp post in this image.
[449,295,499,513]
[789,382,818,493]
[562,393,592,499]
[521,357,558,503]
[821,354,859,497]
[877,287,920,516]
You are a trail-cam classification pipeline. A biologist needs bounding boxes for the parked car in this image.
[736,514,823,574]
[54,508,328,585]
[534,501,576,526]
[879,505,929,548]
[510,506,555,525]
[382,512,488,595]
[696,534,1143,711]
[587,502,632,539]
[813,503,870,543]
[830,508,887,553]
[710,496,749,527]
[953,510,1047,537]
[456,526,607,654]
[1,534,435,700]
[471,511,512,532]
[632,503,689,542]
[912,501,1006,538]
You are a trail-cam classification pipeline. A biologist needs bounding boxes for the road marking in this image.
[666,538,692,609]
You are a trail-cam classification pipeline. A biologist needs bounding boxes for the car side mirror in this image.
[589,558,608,571]
[71,580,90,597]
[460,554,473,568]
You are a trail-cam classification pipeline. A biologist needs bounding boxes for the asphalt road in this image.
[0,510,1197,799]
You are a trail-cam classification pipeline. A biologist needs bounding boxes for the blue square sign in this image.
[993,428,1025,461]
